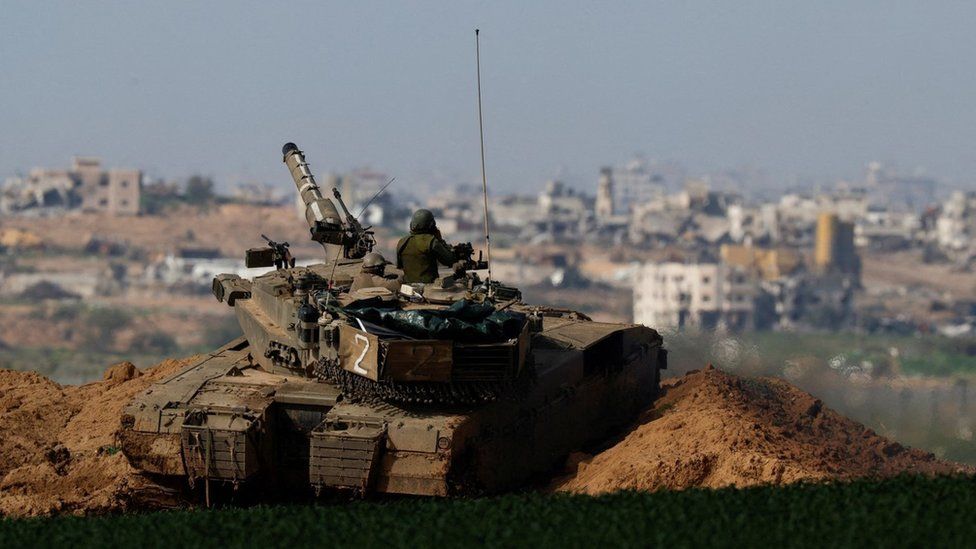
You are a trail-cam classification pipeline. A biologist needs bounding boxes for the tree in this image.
[184,175,216,205]
[140,181,182,215]
[130,332,178,355]
[80,307,133,351]
[19,281,81,301]
[202,315,242,348]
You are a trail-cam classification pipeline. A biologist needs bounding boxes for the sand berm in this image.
[0,361,969,516]
[0,358,192,516]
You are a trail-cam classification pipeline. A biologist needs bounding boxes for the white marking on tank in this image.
[353,334,370,375]
[310,201,325,221]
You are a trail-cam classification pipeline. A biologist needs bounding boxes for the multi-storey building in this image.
[2,157,140,215]
[633,261,756,331]
[935,191,976,252]
[607,159,667,215]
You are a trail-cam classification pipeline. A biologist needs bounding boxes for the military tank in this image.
[121,143,666,499]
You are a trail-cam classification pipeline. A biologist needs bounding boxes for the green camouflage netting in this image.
[344,299,525,343]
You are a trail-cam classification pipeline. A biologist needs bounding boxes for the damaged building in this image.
[1,157,141,215]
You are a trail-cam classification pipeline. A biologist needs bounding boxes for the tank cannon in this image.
[283,142,374,259]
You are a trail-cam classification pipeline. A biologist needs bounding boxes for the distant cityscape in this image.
[2,154,975,340]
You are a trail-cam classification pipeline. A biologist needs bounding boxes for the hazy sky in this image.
[2,2,974,193]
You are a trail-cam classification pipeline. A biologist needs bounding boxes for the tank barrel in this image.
[282,142,374,257]
[282,142,345,246]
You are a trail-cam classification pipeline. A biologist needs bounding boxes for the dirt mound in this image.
[0,358,194,516]
[102,361,141,383]
[555,366,970,495]
[2,359,970,515]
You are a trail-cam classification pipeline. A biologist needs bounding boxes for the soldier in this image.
[349,252,402,293]
[396,209,457,283]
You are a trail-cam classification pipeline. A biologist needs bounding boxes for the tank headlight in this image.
[437,436,451,450]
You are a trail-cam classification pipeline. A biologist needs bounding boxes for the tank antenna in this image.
[475,28,494,294]
[355,177,397,220]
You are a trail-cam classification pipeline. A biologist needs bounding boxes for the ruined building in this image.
[606,158,669,215]
[633,260,757,331]
[1,157,140,215]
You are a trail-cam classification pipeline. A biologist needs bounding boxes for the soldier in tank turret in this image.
[349,252,402,292]
[396,209,457,284]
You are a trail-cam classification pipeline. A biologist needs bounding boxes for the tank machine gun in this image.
[282,142,375,259]
[440,242,525,300]
[451,242,489,273]
[243,235,296,270]
[265,234,295,269]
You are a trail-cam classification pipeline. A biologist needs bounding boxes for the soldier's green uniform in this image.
[396,209,456,283]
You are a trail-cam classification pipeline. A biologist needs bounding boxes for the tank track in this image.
[313,358,531,405]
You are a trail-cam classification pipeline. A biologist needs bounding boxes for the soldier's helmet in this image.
[362,252,390,273]
[409,209,437,233]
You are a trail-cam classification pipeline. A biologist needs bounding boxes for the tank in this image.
[120,143,666,499]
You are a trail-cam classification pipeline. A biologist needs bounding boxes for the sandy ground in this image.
[861,250,976,300]
[0,360,969,517]
[0,301,229,351]
[2,204,320,258]
[554,366,969,494]
[0,359,193,516]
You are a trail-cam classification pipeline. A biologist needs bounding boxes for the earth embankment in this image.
[554,366,968,494]
[0,361,968,516]
[0,359,192,516]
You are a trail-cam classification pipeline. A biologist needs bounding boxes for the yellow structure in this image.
[0,227,44,250]
[720,244,801,281]
[814,212,857,274]
[814,212,837,268]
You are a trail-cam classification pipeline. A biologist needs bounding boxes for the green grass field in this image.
[666,330,976,378]
[3,476,975,548]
